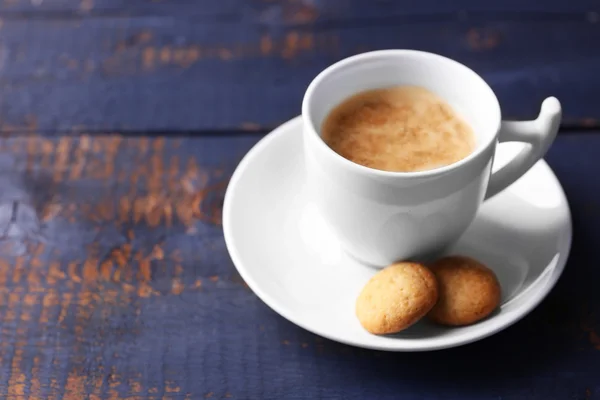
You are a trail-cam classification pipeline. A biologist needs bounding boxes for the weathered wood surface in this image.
[0,0,599,131]
[0,0,598,16]
[2,0,600,398]
[0,132,597,399]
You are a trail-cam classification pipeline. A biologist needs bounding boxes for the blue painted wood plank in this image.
[0,132,597,398]
[0,18,599,132]
[0,0,597,17]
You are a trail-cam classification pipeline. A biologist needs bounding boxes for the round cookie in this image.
[355,262,438,335]
[427,255,501,326]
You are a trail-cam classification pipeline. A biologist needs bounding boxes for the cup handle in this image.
[485,97,562,200]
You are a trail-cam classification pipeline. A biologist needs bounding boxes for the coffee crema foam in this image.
[321,85,475,172]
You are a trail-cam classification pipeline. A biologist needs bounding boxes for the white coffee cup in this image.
[302,50,561,267]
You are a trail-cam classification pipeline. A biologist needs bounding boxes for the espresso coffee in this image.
[321,85,475,172]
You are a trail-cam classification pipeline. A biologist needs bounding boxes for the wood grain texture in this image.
[0,134,249,399]
[0,2,598,131]
[0,132,598,399]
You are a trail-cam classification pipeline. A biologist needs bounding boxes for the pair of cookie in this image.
[356,256,501,335]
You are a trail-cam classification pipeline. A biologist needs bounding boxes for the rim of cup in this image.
[301,49,502,180]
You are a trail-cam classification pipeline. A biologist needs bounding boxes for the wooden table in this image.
[1,0,599,398]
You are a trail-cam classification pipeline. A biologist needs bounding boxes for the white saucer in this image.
[223,116,572,351]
